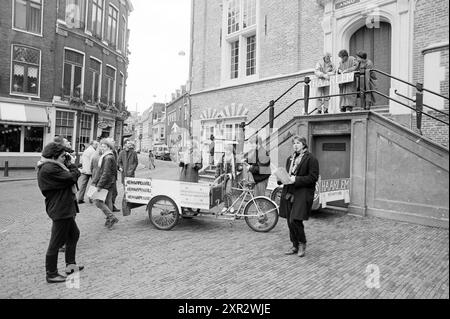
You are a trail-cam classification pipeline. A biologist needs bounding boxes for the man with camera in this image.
[37,142,84,283]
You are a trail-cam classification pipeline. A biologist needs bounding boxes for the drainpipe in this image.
[188,0,195,137]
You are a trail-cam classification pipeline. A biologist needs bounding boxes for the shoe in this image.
[298,243,306,257]
[77,200,85,204]
[46,272,67,283]
[284,247,299,255]
[317,110,322,114]
[324,110,328,114]
[59,246,66,253]
[112,206,120,212]
[108,217,119,229]
[221,207,228,214]
[104,218,110,227]
[89,199,93,204]
[65,264,85,275]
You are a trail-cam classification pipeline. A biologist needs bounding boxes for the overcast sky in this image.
[126,0,191,114]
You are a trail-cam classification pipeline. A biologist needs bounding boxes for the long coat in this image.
[118,149,138,184]
[278,151,319,222]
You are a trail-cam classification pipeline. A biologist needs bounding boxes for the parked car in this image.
[153,144,171,161]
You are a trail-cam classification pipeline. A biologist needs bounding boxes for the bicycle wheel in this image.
[147,195,179,230]
[270,186,283,207]
[243,197,279,232]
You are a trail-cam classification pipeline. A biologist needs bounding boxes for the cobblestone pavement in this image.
[0,161,448,299]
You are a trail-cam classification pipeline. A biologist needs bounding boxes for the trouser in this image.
[77,174,91,201]
[317,87,330,112]
[285,200,306,247]
[94,189,115,219]
[111,182,118,207]
[254,178,269,197]
[46,217,80,274]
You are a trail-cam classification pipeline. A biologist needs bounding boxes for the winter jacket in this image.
[92,153,117,190]
[118,149,138,184]
[37,161,80,221]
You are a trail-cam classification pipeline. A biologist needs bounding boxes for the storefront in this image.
[0,102,50,168]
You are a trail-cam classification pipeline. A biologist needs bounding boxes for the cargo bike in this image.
[123,173,279,232]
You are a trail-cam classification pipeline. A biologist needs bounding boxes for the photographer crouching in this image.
[37,142,84,283]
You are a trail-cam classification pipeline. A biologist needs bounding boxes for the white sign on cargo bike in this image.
[125,177,210,210]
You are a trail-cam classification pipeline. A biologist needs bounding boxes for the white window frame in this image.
[77,112,94,152]
[65,0,87,30]
[62,47,86,98]
[119,71,125,104]
[221,0,259,86]
[105,64,117,105]
[118,14,127,54]
[55,109,77,145]
[105,3,119,47]
[89,56,102,103]
[9,44,42,98]
[12,0,44,37]
[88,0,105,40]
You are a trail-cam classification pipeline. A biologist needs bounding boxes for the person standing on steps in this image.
[314,52,335,114]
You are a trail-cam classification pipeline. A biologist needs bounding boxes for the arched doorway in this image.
[349,22,392,107]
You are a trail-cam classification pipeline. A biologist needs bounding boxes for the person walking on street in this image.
[92,139,119,229]
[149,150,156,169]
[37,142,84,283]
[278,136,319,257]
[314,52,335,114]
[209,135,215,166]
[77,140,99,204]
[246,135,271,197]
[118,140,139,185]
[106,138,120,212]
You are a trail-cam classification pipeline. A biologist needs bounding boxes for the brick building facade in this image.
[188,0,449,149]
[0,0,133,168]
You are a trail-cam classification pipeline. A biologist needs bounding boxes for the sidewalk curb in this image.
[0,178,37,183]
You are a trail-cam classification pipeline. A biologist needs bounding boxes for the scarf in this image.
[289,149,307,175]
[39,157,77,194]
[98,150,113,168]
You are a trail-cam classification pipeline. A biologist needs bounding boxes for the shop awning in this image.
[0,102,48,125]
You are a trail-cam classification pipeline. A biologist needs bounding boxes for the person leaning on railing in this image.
[337,49,359,112]
[314,52,336,114]
[355,51,377,109]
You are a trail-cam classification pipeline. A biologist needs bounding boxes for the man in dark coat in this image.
[118,140,139,185]
[37,142,84,283]
[278,136,319,257]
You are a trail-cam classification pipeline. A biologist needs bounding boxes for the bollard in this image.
[4,161,9,177]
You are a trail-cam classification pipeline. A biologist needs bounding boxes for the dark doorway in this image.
[349,22,392,106]
[313,135,351,208]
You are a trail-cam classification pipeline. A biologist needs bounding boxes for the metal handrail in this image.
[423,87,450,101]
[245,79,306,127]
[371,68,449,100]
[371,90,449,126]
[394,90,449,117]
